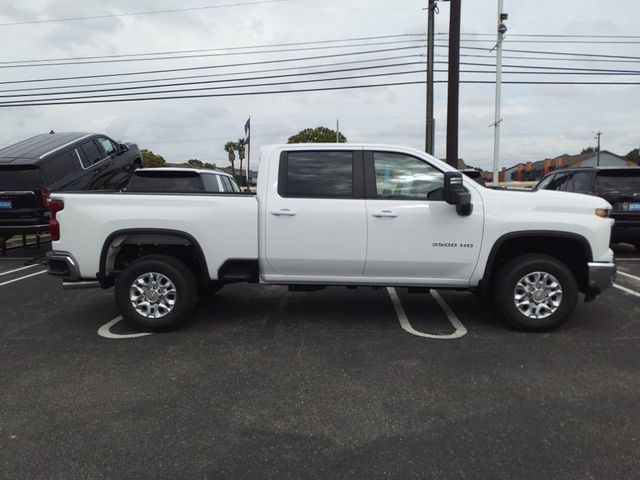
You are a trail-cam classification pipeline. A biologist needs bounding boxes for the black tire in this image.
[115,254,198,332]
[634,242,640,252]
[492,254,578,332]
[133,159,142,170]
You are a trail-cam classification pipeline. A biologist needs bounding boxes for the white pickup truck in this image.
[47,144,616,332]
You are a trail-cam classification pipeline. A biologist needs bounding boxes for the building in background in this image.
[485,150,638,183]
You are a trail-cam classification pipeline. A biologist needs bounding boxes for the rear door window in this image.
[281,151,353,198]
[79,140,103,167]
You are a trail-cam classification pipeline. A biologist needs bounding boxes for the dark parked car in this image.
[0,132,142,240]
[535,166,640,250]
[460,168,486,186]
[126,168,241,193]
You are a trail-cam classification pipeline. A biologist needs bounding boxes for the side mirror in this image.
[443,171,473,216]
[119,143,129,152]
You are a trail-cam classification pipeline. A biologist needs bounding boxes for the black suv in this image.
[535,166,640,250]
[0,132,142,240]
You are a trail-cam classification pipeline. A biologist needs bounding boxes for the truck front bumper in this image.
[585,261,617,301]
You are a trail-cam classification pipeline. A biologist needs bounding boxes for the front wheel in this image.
[492,254,578,332]
[115,255,198,332]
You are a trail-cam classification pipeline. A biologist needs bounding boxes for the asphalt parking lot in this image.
[1,243,640,479]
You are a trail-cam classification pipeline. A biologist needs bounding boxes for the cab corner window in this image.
[282,151,353,198]
[372,152,444,200]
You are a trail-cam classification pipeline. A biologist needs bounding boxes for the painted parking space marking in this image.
[0,270,47,287]
[613,283,640,298]
[0,264,37,277]
[97,316,154,339]
[617,270,640,282]
[387,287,468,340]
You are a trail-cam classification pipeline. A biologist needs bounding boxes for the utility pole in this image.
[445,0,461,168]
[492,2,508,185]
[336,119,340,143]
[595,131,602,166]
[425,0,437,155]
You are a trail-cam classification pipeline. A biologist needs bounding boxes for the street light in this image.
[492,4,507,185]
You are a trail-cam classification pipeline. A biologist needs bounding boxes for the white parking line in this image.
[97,316,154,339]
[0,270,47,287]
[613,283,640,298]
[617,270,640,282]
[387,287,468,339]
[0,264,37,277]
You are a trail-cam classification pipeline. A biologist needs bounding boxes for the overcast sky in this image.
[0,0,638,170]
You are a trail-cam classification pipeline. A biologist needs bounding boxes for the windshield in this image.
[0,166,43,190]
[596,170,640,191]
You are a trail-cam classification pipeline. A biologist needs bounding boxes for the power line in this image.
[0,69,427,104]
[440,33,640,39]
[0,81,426,107]
[3,78,640,108]
[0,62,427,98]
[0,45,426,85]
[0,39,427,69]
[0,33,425,64]
[0,55,423,93]
[2,79,639,107]
[445,53,640,64]
[0,0,290,26]
[435,44,640,60]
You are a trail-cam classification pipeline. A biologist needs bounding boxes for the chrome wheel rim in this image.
[130,272,177,319]
[514,271,562,320]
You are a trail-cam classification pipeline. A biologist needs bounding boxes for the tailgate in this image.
[0,166,47,225]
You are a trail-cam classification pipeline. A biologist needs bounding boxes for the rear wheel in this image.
[115,254,197,332]
[492,254,578,332]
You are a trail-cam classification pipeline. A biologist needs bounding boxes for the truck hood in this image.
[482,187,612,212]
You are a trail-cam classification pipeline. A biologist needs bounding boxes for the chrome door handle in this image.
[271,209,296,216]
[372,210,398,218]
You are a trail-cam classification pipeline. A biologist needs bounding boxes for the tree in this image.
[140,149,166,168]
[581,146,598,154]
[287,126,347,144]
[187,159,204,167]
[236,138,246,182]
[224,141,236,177]
[625,148,640,164]
[203,162,217,170]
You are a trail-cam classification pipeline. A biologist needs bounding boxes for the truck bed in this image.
[52,191,258,279]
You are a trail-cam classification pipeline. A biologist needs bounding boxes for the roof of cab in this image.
[0,132,94,165]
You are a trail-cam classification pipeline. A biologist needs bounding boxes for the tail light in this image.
[40,187,50,207]
[48,198,64,241]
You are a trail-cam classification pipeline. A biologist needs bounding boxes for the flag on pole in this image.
[244,117,251,188]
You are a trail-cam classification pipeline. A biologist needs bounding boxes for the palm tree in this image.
[236,138,246,184]
[224,141,236,178]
